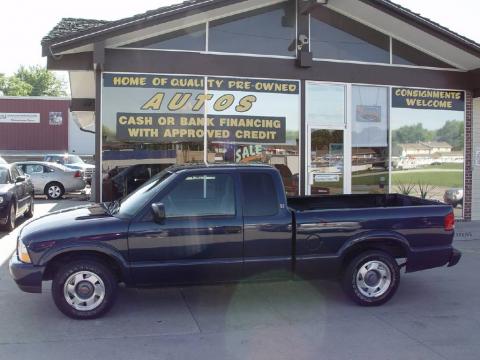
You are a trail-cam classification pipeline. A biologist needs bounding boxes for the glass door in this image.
[307,127,345,195]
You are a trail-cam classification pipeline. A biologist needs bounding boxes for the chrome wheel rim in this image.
[355,260,392,298]
[48,185,61,199]
[63,271,105,311]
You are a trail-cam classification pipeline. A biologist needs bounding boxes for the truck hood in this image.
[65,163,95,170]
[19,203,128,247]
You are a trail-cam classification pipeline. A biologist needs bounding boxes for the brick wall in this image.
[464,92,473,221]
[472,97,480,221]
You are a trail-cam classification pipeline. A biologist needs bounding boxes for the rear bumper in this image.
[406,246,461,272]
[9,253,44,293]
[448,248,462,267]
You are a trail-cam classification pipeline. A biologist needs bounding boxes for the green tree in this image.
[436,120,464,150]
[392,123,434,144]
[0,66,66,96]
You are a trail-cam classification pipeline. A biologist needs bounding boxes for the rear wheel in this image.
[45,182,64,200]
[51,259,118,319]
[342,251,400,306]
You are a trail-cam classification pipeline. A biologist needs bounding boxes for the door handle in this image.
[223,226,242,234]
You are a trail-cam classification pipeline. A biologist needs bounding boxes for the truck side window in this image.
[162,174,235,218]
[241,173,278,216]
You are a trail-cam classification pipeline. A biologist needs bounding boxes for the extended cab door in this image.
[128,171,243,286]
[241,170,293,280]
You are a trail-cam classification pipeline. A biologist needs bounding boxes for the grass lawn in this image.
[425,163,464,170]
[392,171,463,188]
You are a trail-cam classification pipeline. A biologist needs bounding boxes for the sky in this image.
[1,0,480,77]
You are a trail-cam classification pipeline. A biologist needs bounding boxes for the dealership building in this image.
[42,0,480,220]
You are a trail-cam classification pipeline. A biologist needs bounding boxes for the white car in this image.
[0,156,7,164]
[15,161,86,200]
[43,154,95,185]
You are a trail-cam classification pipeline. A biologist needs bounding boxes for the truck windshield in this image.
[111,169,174,218]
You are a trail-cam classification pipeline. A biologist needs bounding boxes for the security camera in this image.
[298,34,309,45]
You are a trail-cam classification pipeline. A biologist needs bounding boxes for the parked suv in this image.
[43,154,95,184]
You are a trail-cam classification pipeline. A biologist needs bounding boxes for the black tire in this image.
[342,250,400,306]
[51,259,118,319]
[24,197,34,218]
[45,182,65,200]
[2,202,16,231]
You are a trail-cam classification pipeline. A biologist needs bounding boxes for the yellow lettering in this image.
[141,93,165,110]
[235,95,257,113]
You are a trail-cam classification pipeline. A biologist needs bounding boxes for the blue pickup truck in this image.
[10,164,460,319]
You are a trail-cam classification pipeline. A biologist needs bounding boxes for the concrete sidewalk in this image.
[0,241,479,360]
[455,220,480,241]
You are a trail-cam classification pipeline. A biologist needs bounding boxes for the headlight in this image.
[17,240,31,264]
[0,196,4,204]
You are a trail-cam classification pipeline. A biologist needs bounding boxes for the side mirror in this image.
[151,202,166,223]
[16,176,26,183]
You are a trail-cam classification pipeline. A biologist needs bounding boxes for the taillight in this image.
[73,170,82,178]
[444,212,455,231]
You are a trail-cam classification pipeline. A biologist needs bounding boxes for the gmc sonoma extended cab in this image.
[10,164,461,319]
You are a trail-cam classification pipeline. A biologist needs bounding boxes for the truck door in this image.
[241,171,293,280]
[128,171,243,285]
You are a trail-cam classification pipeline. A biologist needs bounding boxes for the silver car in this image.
[15,161,86,200]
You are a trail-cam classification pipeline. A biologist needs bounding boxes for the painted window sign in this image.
[392,87,465,111]
[102,73,299,145]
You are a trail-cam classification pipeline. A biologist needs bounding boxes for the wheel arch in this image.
[42,248,131,284]
[339,232,411,269]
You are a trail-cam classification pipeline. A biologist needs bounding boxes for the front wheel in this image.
[342,251,400,306]
[52,260,118,319]
[2,203,16,231]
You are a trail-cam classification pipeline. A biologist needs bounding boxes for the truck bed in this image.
[287,193,455,276]
[288,193,441,211]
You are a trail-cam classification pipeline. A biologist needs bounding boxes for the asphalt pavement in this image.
[0,199,479,360]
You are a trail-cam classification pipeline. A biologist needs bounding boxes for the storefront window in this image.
[391,87,465,218]
[206,76,301,195]
[352,85,389,194]
[101,73,300,200]
[208,2,296,57]
[121,24,206,51]
[101,73,206,201]
[306,82,345,127]
[392,39,454,68]
[310,7,390,63]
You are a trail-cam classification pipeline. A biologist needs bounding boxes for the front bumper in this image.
[9,253,45,293]
[448,248,462,267]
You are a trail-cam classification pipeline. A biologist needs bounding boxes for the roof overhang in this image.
[329,0,480,70]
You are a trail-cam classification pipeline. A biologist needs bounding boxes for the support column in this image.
[464,91,473,221]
